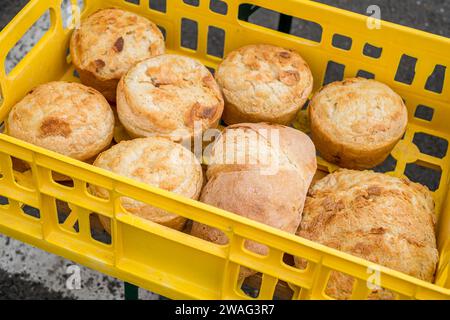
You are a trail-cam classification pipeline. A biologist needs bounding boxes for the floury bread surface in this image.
[191,123,317,279]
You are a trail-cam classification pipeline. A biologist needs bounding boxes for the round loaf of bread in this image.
[117,54,224,142]
[296,169,438,299]
[309,78,408,169]
[91,137,203,231]
[191,123,317,279]
[70,8,165,102]
[8,81,114,161]
[216,44,313,125]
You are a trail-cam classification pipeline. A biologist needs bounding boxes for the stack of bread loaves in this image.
[5,7,440,300]
[192,123,317,279]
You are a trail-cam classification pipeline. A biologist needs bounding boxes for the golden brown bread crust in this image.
[117,54,224,142]
[91,137,203,231]
[191,123,317,279]
[309,78,408,169]
[70,8,165,102]
[296,169,438,299]
[8,81,114,161]
[216,44,313,125]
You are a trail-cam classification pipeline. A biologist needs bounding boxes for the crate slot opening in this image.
[413,132,448,159]
[5,10,51,75]
[332,34,352,51]
[273,280,296,300]
[395,54,417,85]
[239,270,262,298]
[150,0,167,13]
[238,4,323,43]
[124,0,140,5]
[0,197,8,206]
[56,199,79,233]
[415,105,434,122]
[404,161,442,192]
[373,154,397,173]
[284,253,308,271]
[323,61,345,85]
[210,0,228,15]
[242,238,269,257]
[181,18,198,50]
[52,171,74,189]
[91,213,112,245]
[61,0,84,30]
[207,26,225,58]
[356,70,375,79]
[363,43,382,59]
[22,204,40,220]
[425,64,446,94]
[183,0,199,7]
[86,183,111,201]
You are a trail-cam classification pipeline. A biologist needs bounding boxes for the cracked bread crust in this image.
[8,81,114,161]
[91,137,203,231]
[296,169,438,299]
[191,123,317,279]
[117,54,224,142]
[310,78,408,169]
[216,44,313,125]
[70,8,165,101]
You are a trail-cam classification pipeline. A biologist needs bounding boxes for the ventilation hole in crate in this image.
[405,162,442,191]
[273,280,295,300]
[181,18,198,50]
[61,0,84,29]
[239,271,262,298]
[5,10,51,74]
[158,26,167,41]
[395,54,417,85]
[413,132,448,159]
[183,0,199,6]
[242,239,269,257]
[91,214,112,243]
[332,34,352,50]
[357,70,375,79]
[372,155,397,173]
[207,26,225,58]
[56,199,72,220]
[0,197,8,206]
[414,105,434,121]
[22,205,40,219]
[190,221,230,247]
[11,157,30,173]
[149,0,166,13]
[245,7,279,30]
[283,253,308,272]
[325,271,355,300]
[239,5,322,43]
[323,61,345,85]
[290,17,323,43]
[210,0,228,15]
[86,183,111,201]
[425,65,446,94]
[125,0,140,5]
[363,43,382,59]
[52,172,74,188]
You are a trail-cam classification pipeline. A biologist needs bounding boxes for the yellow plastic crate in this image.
[0,0,450,300]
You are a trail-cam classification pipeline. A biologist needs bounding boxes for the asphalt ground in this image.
[0,0,449,299]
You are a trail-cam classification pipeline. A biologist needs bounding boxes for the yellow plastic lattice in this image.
[0,0,449,299]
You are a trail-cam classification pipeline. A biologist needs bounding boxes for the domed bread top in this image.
[117,54,224,141]
[297,169,438,299]
[91,137,203,230]
[216,44,313,125]
[8,81,114,161]
[70,8,165,101]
